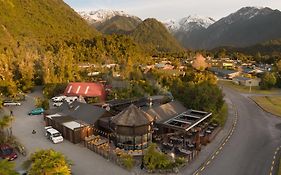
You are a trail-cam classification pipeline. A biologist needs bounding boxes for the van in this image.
[45,126,63,144]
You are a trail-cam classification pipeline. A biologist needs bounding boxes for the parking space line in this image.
[200,166,205,171]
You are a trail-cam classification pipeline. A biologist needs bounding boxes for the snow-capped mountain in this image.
[164,15,216,33]
[171,6,281,49]
[195,6,281,49]
[79,9,139,25]
[218,6,273,25]
[164,19,180,32]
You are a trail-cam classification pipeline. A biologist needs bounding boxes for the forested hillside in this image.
[96,15,142,35]
[130,18,184,53]
[0,0,148,97]
[0,0,98,48]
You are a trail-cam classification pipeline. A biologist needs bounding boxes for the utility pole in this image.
[249,81,252,93]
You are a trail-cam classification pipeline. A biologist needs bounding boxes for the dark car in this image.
[0,144,17,161]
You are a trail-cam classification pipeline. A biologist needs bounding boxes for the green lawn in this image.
[250,96,281,117]
[219,80,281,95]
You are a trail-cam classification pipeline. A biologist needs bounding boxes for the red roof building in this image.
[64,82,106,102]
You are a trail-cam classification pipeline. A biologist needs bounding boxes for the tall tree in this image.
[0,115,14,138]
[192,54,209,71]
[26,149,71,175]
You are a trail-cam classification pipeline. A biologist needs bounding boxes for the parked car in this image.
[2,101,21,106]
[45,126,63,144]
[0,144,17,161]
[51,95,66,102]
[17,170,27,175]
[28,108,44,115]
[64,96,78,104]
[53,102,63,107]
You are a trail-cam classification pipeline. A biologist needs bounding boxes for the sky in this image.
[64,0,281,21]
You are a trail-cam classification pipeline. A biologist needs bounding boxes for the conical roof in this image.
[112,104,154,127]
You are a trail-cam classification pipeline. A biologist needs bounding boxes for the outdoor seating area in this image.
[158,121,219,162]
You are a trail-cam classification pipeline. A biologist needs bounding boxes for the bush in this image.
[144,143,173,171]
[120,154,134,170]
[35,97,49,110]
[211,103,228,126]
[43,83,67,98]
[260,72,276,90]
[174,157,186,167]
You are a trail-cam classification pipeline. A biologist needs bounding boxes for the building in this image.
[110,104,154,150]
[233,77,261,87]
[209,67,240,79]
[45,114,91,144]
[44,101,111,143]
[64,82,106,102]
[146,101,212,134]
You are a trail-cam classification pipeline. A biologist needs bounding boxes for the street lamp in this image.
[170,152,175,162]
[249,80,252,93]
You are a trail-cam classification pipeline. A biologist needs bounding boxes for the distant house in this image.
[209,67,240,79]
[64,82,106,102]
[155,61,174,70]
[87,72,100,77]
[222,62,234,68]
[242,67,255,74]
[233,77,261,87]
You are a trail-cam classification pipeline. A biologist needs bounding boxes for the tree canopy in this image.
[26,149,71,175]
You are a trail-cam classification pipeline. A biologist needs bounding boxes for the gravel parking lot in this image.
[7,87,129,175]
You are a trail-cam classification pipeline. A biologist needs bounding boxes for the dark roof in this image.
[111,104,154,127]
[46,101,109,125]
[69,101,108,124]
[45,102,70,115]
[209,67,238,75]
[242,68,254,74]
[145,100,187,123]
[233,76,251,81]
[52,115,75,124]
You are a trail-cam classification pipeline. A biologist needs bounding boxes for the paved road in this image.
[199,87,281,175]
[7,87,129,175]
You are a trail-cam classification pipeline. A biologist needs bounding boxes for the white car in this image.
[3,101,21,106]
[64,96,78,104]
[45,126,63,144]
[51,95,66,102]
[53,102,63,107]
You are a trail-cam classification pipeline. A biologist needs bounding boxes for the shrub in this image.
[120,154,134,170]
[144,143,173,171]
[260,72,276,90]
[43,83,67,98]
[35,97,49,110]
[174,157,186,167]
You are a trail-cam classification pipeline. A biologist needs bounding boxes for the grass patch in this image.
[211,103,228,126]
[219,80,281,95]
[251,96,281,117]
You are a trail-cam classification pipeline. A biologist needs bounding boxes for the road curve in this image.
[200,87,281,175]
